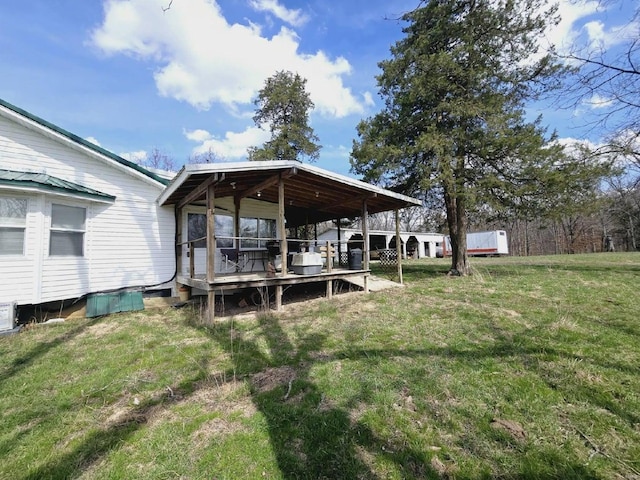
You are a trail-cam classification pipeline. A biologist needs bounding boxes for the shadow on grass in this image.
[9,305,626,478]
[192,312,612,479]
[19,370,211,480]
[198,313,440,479]
[0,318,102,387]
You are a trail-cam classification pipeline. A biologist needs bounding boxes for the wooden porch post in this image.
[395,209,404,285]
[337,218,342,267]
[207,184,216,322]
[325,240,333,300]
[277,175,287,310]
[234,196,241,253]
[175,206,183,281]
[362,199,370,293]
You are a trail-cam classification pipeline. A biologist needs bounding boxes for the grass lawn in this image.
[1,253,639,479]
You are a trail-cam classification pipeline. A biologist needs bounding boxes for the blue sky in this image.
[0,0,637,177]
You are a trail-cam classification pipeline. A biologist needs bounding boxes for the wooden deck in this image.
[178,268,371,293]
[179,268,371,317]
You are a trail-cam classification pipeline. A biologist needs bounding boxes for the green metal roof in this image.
[0,169,116,202]
[0,98,169,186]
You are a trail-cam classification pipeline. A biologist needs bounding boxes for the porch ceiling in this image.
[158,161,422,227]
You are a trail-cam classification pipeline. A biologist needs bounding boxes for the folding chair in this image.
[220,248,247,272]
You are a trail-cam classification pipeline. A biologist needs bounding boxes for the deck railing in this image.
[178,236,344,279]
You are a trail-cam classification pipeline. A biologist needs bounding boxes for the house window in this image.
[0,196,27,255]
[49,204,86,256]
[188,213,233,248]
[240,217,276,248]
[188,213,206,248]
[216,215,234,248]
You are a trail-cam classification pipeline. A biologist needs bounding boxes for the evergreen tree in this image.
[350,0,567,275]
[248,70,321,162]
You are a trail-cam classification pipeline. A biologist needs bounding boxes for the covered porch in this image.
[157,161,422,321]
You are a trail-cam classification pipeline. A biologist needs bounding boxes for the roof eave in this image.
[0,98,169,188]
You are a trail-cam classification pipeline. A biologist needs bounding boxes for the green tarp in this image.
[86,291,144,317]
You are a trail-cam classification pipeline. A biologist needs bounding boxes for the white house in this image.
[0,98,176,308]
[0,98,425,323]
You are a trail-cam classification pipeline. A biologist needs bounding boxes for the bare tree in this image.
[561,5,640,169]
[141,147,177,171]
[188,148,225,164]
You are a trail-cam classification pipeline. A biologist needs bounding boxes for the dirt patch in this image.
[250,366,296,394]
[337,293,379,316]
[189,378,258,417]
[348,402,369,426]
[394,386,417,413]
[104,403,149,428]
[307,351,335,363]
[490,418,527,442]
[79,320,122,339]
[191,417,247,451]
[431,455,457,478]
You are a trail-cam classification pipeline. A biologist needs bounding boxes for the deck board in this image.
[178,268,371,292]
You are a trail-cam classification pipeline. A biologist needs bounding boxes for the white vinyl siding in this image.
[0,113,176,305]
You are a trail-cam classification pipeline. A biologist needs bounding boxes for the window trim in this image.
[240,216,276,249]
[187,212,235,249]
[0,195,28,256]
[49,202,87,257]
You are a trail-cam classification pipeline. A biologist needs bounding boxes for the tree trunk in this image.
[443,183,470,276]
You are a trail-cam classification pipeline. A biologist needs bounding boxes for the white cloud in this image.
[544,0,600,54]
[184,128,212,142]
[583,93,614,109]
[322,144,350,160]
[119,150,148,163]
[249,0,310,28]
[85,136,102,146]
[556,136,600,151]
[185,126,270,159]
[547,0,639,57]
[583,18,639,51]
[362,91,375,107]
[91,0,364,117]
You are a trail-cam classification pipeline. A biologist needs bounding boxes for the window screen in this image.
[50,204,86,256]
[0,197,27,255]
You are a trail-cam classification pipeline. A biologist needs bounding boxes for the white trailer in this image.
[442,230,509,257]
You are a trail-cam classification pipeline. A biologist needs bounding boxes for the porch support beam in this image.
[396,209,403,285]
[275,285,283,311]
[362,198,370,293]
[278,174,288,286]
[206,183,216,322]
[178,173,223,209]
[234,196,241,252]
[337,218,342,267]
[175,205,183,283]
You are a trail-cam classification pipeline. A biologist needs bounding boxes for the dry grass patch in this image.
[191,416,248,449]
[250,366,297,394]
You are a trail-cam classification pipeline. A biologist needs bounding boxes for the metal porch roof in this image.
[0,169,116,202]
[158,161,422,227]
